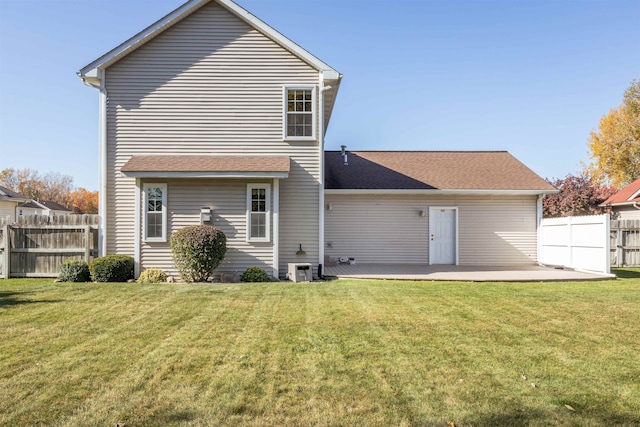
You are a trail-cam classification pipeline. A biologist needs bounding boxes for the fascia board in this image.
[627,188,640,201]
[121,171,289,179]
[0,196,30,203]
[324,189,559,196]
[323,79,342,135]
[600,201,640,207]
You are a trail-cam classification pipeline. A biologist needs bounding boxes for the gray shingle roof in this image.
[0,185,27,199]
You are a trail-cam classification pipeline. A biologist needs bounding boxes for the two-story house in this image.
[79,0,556,280]
[79,0,341,279]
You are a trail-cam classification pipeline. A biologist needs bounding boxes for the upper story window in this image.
[284,86,315,140]
[247,184,270,242]
[143,183,167,242]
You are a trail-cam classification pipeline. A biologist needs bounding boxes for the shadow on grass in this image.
[612,268,640,279]
[0,291,64,308]
[462,409,640,426]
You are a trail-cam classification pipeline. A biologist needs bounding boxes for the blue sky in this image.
[0,0,638,190]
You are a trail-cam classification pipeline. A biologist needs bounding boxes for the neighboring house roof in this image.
[120,155,290,178]
[325,151,557,193]
[600,177,640,207]
[39,201,71,212]
[17,201,43,209]
[17,200,71,212]
[0,185,29,202]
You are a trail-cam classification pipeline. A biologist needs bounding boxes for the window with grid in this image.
[285,87,314,139]
[247,184,270,242]
[144,184,167,242]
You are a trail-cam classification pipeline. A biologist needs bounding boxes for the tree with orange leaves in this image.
[68,188,98,214]
[587,79,640,187]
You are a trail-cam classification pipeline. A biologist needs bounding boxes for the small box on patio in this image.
[288,263,312,282]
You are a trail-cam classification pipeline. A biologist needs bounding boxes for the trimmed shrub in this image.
[241,266,270,283]
[58,260,91,282]
[138,268,168,284]
[89,255,134,282]
[170,225,227,282]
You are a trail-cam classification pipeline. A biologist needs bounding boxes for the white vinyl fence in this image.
[539,214,610,274]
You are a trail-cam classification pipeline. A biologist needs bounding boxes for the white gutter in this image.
[634,202,640,211]
[81,69,107,257]
[325,189,559,196]
[120,171,289,179]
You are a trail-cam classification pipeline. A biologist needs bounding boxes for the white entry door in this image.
[429,207,457,265]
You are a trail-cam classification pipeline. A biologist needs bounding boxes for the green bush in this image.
[58,260,91,282]
[170,225,227,282]
[138,268,168,284]
[89,255,134,282]
[241,266,270,282]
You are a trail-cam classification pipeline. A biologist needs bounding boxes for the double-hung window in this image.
[246,184,270,242]
[143,183,167,242]
[284,86,315,140]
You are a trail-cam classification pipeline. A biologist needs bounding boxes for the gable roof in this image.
[0,185,29,202]
[325,151,557,193]
[17,200,70,211]
[78,0,340,82]
[601,177,640,206]
[39,201,71,212]
[17,201,43,209]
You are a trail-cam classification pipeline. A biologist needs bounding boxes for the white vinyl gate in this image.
[538,214,610,274]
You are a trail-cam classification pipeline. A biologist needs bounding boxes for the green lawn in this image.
[1,271,639,426]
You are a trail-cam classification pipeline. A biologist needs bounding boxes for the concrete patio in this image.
[323,263,615,282]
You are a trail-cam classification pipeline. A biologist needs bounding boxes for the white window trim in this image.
[143,183,167,243]
[246,183,271,243]
[283,85,316,141]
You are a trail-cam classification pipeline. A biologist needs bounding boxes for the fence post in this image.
[84,225,91,264]
[2,225,9,279]
[617,225,623,267]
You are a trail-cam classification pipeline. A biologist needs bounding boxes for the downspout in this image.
[318,75,333,279]
[318,72,325,278]
[81,69,108,257]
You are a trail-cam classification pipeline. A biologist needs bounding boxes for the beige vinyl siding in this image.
[0,201,16,223]
[140,179,274,279]
[105,2,321,277]
[325,194,538,265]
[613,206,640,220]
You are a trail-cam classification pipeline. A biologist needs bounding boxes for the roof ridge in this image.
[325,150,509,153]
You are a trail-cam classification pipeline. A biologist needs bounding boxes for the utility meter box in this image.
[288,263,312,282]
[200,207,212,224]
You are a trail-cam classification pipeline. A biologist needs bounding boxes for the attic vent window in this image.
[284,86,315,140]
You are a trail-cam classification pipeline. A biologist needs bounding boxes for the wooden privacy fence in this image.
[610,219,640,267]
[0,215,99,278]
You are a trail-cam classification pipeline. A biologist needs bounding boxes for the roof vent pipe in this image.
[340,145,346,156]
[343,153,348,166]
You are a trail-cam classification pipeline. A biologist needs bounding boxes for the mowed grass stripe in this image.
[1,274,639,426]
